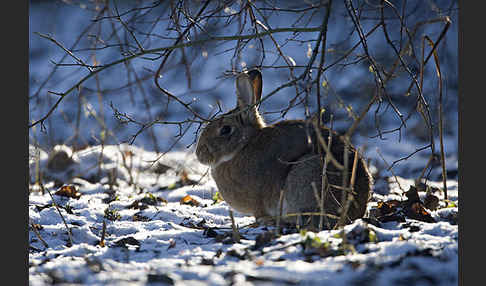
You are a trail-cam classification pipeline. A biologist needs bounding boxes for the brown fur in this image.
[196,70,372,229]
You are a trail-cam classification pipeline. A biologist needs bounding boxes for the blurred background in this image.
[29,0,458,181]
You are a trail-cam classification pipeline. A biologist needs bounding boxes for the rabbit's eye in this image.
[219,125,232,136]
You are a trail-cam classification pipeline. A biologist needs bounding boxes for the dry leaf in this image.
[424,193,440,211]
[132,213,151,222]
[405,186,421,203]
[406,202,436,223]
[167,238,176,250]
[179,170,197,186]
[55,185,81,199]
[113,237,140,249]
[254,258,264,266]
[31,223,43,231]
[180,195,200,207]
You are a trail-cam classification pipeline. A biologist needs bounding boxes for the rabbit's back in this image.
[265,121,371,228]
[283,143,371,228]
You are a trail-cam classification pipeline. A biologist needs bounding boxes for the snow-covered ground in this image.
[29,144,458,285]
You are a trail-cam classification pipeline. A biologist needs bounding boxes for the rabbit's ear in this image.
[247,69,262,104]
[236,72,256,108]
[235,71,265,127]
[236,69,263,107]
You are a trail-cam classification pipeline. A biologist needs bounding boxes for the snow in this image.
[29,144,458,285]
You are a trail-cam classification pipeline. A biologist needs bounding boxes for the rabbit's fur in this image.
[196,69,372,229]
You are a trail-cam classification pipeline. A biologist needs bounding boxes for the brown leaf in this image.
[376,200,400,215]
[180,218,206,229]
[30,223,43,231]
[201,258,215,266]
[254,258,265,266]
[127,194,167,210]
[167,238,176,250]
[132,213,151,222]
[180,170,190,183]
[113,237,140,249]
[55,185,81,199]
[180,195,200,207]
[405,185,421,204]
[405,202,436,223]
[141,195,168,205]
[424,193,440,211]
[179,170,199,186]
[372,200,405,223]
[226,249,248,260]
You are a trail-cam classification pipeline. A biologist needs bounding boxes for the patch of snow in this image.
[29,144,458,285]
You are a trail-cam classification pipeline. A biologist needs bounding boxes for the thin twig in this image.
[282,212,340,220]
[113,2,145,52]
[337,147,358,228]
[318,114,334,230]
[35,32,94,73]
[425,35,448,199]
[312,119,344,170]
[30,219,49,249]
[42,184,74,247]
[345,0,405,128]
[229,210,241,243]
[339,134,350,227]
[311,182,329,231]
[388,144,432,171]
[99,220,107,247]
[417,154,434,183]
[376,148,404,192]
[315,0,333,130]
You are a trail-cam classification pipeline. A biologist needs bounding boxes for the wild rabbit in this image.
[196,69,372,229]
